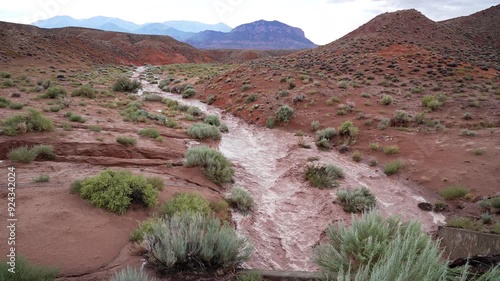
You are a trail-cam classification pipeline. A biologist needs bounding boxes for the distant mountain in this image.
[33,16,231,41]
[33,16,316,50]
[162,20,231,33]
[187,20,317,50]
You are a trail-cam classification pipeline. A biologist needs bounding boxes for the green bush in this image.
[219,123,229,133]
[338,121,359,144]
[69,179,84,194]
[226,187,254,214]
[71,86,97,98]
[316,128,336,141]
[32,145,56,160]
[0,96,11,108]
[142,94,163,102]
[0,256,58,281]
[305,164,344,189]
[116,136,137,146]
[9,103,24,110]
[313,212,451,280]
[146,176,164,191]
[77,170,158,214]
[276,105,294,123]
[1,110,54,136]
[383,160,404,176]
[67,113,86,123]
[187,123,221,140]
[186,106,202,116]
[439,185,469,200]
[204,115,221,126]
[129,218,162,242]
[236,271,263,281]
[380,94,394,105]
[206,95,216,105]
[43,86,67,99]
[113,77,142,93]
[110,267,157,281]
[447,217,482,231]
[383,145,400,155]
[266,117,275,128]
[311,120,320,131]
[34,175,50,183]
[8,146,38,163]
[160,192,211,217]
[184,146,234,184]
[143,213,253,272]
[0,72,11,78]
[491,197,500,208]
[352,151,362,162]
[422,95,444,111]
[460,129,477,137]
[138,128,160,139]
[391,110,412,127]
[182,88,196,98]
[336,187,376,213]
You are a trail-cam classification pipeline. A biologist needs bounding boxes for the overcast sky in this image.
[0,0,498,45]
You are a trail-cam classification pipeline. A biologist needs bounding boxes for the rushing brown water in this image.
[134,67,445,271]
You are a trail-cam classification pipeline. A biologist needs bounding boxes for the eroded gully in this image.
[133,67,445,271]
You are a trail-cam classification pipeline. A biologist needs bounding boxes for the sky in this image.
[0,0,498,45]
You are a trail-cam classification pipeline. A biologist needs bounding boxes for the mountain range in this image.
[33,16,317,50]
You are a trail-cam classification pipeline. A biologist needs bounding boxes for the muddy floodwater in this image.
[134,67,445,271]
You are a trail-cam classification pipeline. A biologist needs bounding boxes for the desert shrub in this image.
[369,143,380,151]
[276,105,294,123]
[160,192,211,217]
[439,184,469,200]
[305,164,344,189]
[219,123,229,133]
[338,121,359,144]
[110,267,157,281]
[116,136,136,146]
[0,96,10,108]
[481,213,492,224]
[68,113,86,123]
[32,145,56,160]
[246,94,258,103]
[422,95,444,111]
[9,103,24,110]
[380,94,394,105]
[181,88,196,98]
[313,212,452,280]
[460,129,477,137]
[0,72,11,78]
[71,86,97,98]
[316,128,336,141]
[186,106,202,116]
[391,110,412,127]
[33,175,50,183]
[142,94,163,102]
[292,94,305,103]
[378,118,390,130]
[187,123,221,140]
[130,218,162,242]
[236,271,263,281]
[184,146,234,184]
[463,112,473,120]
[383,160,404,176]
[447,217,482,231]
[491,197,500,209]
[383,145,400,155]
[8,146,38,163]
[138,128,160,139]
[368,157,378,167]
[206,95,216,105]
[1,109,54,136]
[226,187,254,214]
[0,256,58,281]
[266,117,275,128]
[336,187,376,213]
[113,77,142,93]
[311,120,320,131]
[352,151,362,162]
[204,115,221,126]
[146,176,164,191]
[43,86,67,99]
[77,170,158,214]
[143,213,253,272]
